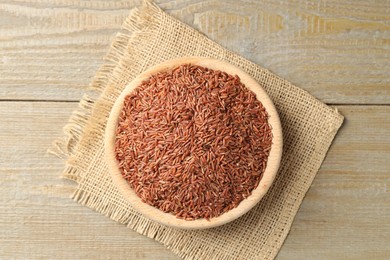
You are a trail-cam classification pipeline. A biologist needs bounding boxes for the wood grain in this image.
[279,105,390,259]
[0,101,177,259]
[0,102,389,259]
[0,0,389,103]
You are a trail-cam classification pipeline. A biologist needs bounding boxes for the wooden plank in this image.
[0,0,139,101]
[0,102,389,258]
[0,0,389,104]
[278,105,390,259]
[0,101,178,259]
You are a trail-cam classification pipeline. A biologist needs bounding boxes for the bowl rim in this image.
[104,57,283,230]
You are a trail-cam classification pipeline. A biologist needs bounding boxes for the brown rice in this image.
[114,64,272,220]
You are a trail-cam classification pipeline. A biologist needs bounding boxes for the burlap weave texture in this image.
[52,1,344,259]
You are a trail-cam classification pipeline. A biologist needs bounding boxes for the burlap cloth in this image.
[52,1,344,259]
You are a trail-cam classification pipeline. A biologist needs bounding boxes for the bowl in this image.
[105,57,282,229]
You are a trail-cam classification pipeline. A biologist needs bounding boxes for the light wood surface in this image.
[1,0,389,104]
[1,0,389,259]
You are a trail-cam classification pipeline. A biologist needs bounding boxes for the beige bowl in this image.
[105,57,282,230]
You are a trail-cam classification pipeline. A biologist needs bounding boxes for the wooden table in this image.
[1,0,389,259]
